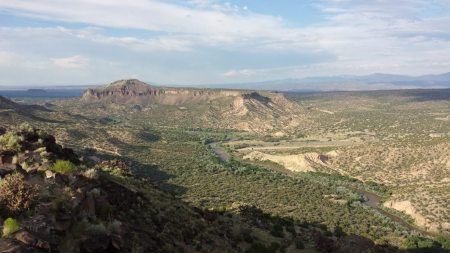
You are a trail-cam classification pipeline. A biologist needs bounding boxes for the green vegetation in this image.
[437,235,450,250]
[2,88,450,251]
[0,132,23,151]
[50,160,78,174]
[2,218,20,237]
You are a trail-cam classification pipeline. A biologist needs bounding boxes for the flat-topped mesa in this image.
[82,79,164,101]
[81,79,245,105]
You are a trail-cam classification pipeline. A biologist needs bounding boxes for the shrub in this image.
[270,223,284,238]
[405,235,441,252]
[83,168,100,179]
[436,236,450,250]
[0,173,39,216]
[2,218,20,237]
[50,160,78,174]
[241,228,253,243]
[18,123,33,133]
[0,132,23,151]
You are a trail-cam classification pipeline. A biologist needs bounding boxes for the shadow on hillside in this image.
[82,148,186,196]
[199,203,439,253]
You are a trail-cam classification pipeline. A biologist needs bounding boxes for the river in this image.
[209,142,430,235]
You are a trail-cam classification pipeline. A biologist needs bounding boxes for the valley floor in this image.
[1,88,450,252]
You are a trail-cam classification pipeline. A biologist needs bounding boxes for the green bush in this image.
[2,218,20,237]
[0,132,23,151]
[50,160,78,174]
[270,223,284,238]
[437,236,450,250]
[405,235,440,252]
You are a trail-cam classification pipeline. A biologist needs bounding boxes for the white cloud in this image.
[223,69,262,77]
[52,55,88,69]
[0,51,14,66]
[0,0,283,41]
[90,34,193,52]
[0,0,450,85]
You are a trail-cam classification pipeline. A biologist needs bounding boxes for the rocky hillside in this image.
[0,97,50,126]
[0,124,401,252]
[0,96,19,109]
[82,79,164,103]
[80,80,306,134]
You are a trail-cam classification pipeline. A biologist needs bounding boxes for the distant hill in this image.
[0,96,19,109]
[200,72,450,91]
[26,88,47,93]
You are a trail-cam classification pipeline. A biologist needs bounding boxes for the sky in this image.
[0,0,450,86]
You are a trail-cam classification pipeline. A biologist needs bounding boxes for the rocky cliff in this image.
[81,79,242,105]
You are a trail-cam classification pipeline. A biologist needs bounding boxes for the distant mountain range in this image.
[1,72,450,92]
[199,72,450,91]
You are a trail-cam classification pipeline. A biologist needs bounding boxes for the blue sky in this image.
[0,0,450,86]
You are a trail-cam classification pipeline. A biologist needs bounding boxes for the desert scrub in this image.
[2,218,20,237]
[83,168,100,179]
[0,132,23,151]
[0,173,39,216]
[50,160,78,174]
[17,123,33,133]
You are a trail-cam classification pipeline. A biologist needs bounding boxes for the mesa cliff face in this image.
[82,79,164,101]
[81,79,242,105]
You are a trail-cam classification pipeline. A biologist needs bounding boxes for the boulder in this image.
[44,170,54,179]
[13,230,50,250]
[0,238,46,253]
[0,151,16,165]
[54,173,69,185]
[81,233,110,253]
[0,167,14,177]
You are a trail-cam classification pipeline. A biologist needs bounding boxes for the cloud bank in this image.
[0,0,449,86]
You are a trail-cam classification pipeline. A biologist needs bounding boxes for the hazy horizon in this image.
[0,72,450,91]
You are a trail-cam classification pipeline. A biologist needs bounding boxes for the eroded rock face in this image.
[244,151,330,172]
[81,79,243,105]
[82,79,164,101]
